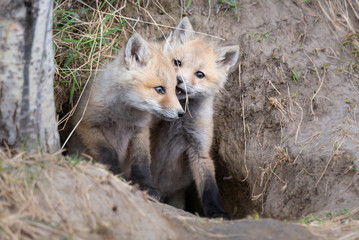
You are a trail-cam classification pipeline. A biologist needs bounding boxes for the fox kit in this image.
[150,18,239,219]
[66,33,184,198]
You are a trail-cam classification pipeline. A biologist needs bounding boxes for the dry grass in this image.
[307,219,359,240]
[0,148,178,239]
[252,146,290,209]
[53,0,222,136]
[1,148,358,239]
[53,0,129,128]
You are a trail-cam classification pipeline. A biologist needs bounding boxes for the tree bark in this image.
[0,0,59,153]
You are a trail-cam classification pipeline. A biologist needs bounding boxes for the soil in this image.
[0,150,320,240]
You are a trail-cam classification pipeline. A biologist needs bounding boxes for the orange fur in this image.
[65,34,184,200]
[150,18,239,218]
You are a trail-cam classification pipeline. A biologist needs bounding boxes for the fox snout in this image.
[178,109,184,117]
[177,76,184,84]
[169,89,185,119]
[158,107,184,120]
[171,105,184,119]
[175,75,188,98]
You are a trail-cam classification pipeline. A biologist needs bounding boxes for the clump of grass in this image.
[316,0,358,34]
[342,33,359,58]
[252,147,290,204]
[184,0,192,14]
[257,31,274,43]
[301,214,322,224]
[53,0,127,113]
[301,208,359,226]
[290,69,299,83]
[216,0,245,21]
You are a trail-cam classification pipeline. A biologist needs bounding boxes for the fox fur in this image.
[150,18,239,218]
[66,33,184,199]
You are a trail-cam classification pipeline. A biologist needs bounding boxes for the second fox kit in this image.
[66,34,183,198]
[150,18,239,218]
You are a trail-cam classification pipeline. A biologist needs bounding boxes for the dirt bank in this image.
[0,149,320,239]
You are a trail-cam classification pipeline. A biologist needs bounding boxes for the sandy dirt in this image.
[0,150,320,240]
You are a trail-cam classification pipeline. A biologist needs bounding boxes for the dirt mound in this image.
[0,150,174,239]
[0,149,321,240]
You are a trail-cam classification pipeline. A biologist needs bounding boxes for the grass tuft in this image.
[216,0,244,22]
[53,0,127,112]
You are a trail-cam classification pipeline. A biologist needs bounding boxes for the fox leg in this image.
[187,148,231,220]
[165,189,186,209]
[128,127,161,200]
[76,123,121,173]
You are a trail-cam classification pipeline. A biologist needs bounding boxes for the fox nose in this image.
[177,76,183,84]
[178,110,184,118]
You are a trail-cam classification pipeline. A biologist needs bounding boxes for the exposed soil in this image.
[210,0,359,220]
[0,149,320,240]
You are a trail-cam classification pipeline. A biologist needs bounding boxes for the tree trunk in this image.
[0,0,59,153]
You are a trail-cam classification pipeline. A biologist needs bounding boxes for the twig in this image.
[315,137,345,187]
[240,64,249,182]
[268,79,282,95]
[287,85,303,144]
[304,51,325,119]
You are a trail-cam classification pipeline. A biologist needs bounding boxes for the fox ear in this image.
[125,33,152,66]
[216,45,240,72]
[173,17,195,43]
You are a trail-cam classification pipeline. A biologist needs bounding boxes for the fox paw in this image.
[147,188,161,201]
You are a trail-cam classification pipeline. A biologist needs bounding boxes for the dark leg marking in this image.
[99,146,121,174]
[201,176,232,220]
[131,159,161,200]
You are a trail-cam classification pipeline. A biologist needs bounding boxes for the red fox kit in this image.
[150,18,239,218]
[66,34,184,198]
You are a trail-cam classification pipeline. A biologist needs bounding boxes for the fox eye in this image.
[195,71,205,79]
[174,59,182,67]
[154,86,166,95]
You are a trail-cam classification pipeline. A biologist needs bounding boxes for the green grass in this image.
[342,33,359,58]
[184,0,192,14]
[257,31,274,43]
[53,0,125,106]
[217,0,245,21]
[248,31,274,43]
[290,70,299,83]
[301,208,354,225]
[301,214,322,224]
[64,152,83,166]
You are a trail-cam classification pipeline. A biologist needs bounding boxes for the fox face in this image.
[164,18,239,100]
[122,34,184,120]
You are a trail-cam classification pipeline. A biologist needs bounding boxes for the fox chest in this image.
[101,126,135,161]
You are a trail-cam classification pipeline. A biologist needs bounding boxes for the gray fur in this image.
[124,33,152,66]
[65,34,183,200]
[151,96,214,206]
[216,45,240,71]
[172,17,195,44]
[150,18,239,218]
